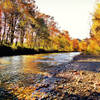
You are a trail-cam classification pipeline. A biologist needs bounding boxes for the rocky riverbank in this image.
[56,54,100,99]
[1,54,100,100]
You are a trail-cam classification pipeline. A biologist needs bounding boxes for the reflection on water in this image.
[22,56,41,74]
[0,52,80,75]
[0,52,80,99]
[0,52,80,84]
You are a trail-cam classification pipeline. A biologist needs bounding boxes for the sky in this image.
[36,0,96,39]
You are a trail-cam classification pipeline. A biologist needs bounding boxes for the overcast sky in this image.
[36,0,96,39]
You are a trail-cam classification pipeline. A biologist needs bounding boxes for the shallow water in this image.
[0,52,80,99]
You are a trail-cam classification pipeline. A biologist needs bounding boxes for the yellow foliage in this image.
[87,39,100,55]
[1,0,13,12]
[95,3,100,18]
[17,1,39,28]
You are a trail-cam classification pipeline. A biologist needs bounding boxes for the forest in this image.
[1,0,100,99]
[0,0,100,55]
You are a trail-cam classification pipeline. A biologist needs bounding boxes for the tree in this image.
[0,7,1,27]
[72,39,79,51]
[0,0,73,52]
[87,2,100,55]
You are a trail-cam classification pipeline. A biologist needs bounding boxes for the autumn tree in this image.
[87,2,100,55]
[0,0,73,52]
[0,7,1,27]
[72,39,80,51]
[0,0,37,45]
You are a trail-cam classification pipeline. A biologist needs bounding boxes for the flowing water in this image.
[0,52,80,99]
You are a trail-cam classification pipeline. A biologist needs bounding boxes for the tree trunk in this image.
[5,27,10,44]
[1,16,6,43]
[20,30,24,47]
[10,30,14,45]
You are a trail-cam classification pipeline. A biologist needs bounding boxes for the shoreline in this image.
[0,53,100,99]
[0,45,75,57]
[54,54,100,99]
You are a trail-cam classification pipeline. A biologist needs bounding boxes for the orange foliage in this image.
[72,39,79,51]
